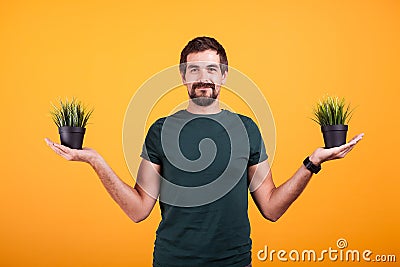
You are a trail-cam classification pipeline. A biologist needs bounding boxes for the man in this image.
[45,36,363,267]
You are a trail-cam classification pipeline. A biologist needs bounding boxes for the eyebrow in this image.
[187,64,200,69]
[206,64,219,68]
[187,63,220,69]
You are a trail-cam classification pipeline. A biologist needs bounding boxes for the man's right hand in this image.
[44,138,98,164]
[45,137,160,222]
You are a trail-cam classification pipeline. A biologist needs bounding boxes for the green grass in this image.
[50,98,93,128]
[312,95,354,126]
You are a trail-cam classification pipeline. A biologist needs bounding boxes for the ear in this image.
[221,70,228,85]
[180,72,186,84]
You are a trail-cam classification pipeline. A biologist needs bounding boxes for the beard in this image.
[189,82,219,107]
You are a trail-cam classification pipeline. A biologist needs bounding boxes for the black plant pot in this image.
[59,126,86,149]
[321,124,348,149]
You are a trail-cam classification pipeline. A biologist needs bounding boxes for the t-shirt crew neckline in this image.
[181,109,228,117]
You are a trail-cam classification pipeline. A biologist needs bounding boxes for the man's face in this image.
[182,50,227,107]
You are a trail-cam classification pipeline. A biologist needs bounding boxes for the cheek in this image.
[184,73,198,83]
[187,84,195,94]
[210,74,224,84]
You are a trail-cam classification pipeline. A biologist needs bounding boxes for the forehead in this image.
[186,50,220,64]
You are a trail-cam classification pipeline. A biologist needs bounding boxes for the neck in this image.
[186,99,221,114]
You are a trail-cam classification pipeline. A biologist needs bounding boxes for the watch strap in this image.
[303,156,321,174]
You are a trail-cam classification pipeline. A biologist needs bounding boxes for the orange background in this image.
[1,0,399,266]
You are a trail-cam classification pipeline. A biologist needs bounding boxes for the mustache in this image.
[192,82,215,90]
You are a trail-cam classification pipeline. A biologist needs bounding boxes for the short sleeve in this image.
[246,118,268,166]
[140,119,163,165]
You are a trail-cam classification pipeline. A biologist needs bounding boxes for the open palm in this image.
[312,133,364,164]
[45,138,98,163]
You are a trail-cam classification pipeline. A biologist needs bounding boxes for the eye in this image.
[190,68,199,73]
[208,67,217,72]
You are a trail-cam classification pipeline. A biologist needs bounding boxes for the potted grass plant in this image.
[312,95,354,148]
[50,98,93,149]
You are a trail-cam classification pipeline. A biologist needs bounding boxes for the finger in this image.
[337,135,362,151]
[345,138,362,149]
[325,143,353,160]
[332,142,353,154]
[336,139,360,158]
[44,138,53,146]
[54,144,76,160]
[46,140,72,160]
[52,146,73,160]
[45,138,62,150]
[53,142,72,154]
[46,141,60,153]
[348,133,364,144]
[44,138,60,148]
[45,141,67,158]
[44,138,69,151]
[47,143,58,153]
[51,145,66,157]
[344,145,355,154]
[336,145,355,158]
[58,151,73,160]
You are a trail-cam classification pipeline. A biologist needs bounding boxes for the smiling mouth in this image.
[192,82,215,90]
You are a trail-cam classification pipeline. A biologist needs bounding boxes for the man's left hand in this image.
[309,133,364,165]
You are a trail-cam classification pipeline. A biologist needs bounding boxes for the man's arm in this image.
[45,138,160,223]
[248,133,364,222]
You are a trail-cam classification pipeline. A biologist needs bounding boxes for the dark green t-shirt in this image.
[140,109,268,267]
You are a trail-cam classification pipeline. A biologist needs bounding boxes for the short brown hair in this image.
[179,36,228,76]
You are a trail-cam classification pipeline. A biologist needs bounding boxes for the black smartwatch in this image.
[303,156,321,174]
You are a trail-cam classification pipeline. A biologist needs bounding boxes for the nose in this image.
[198,68,211,83]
